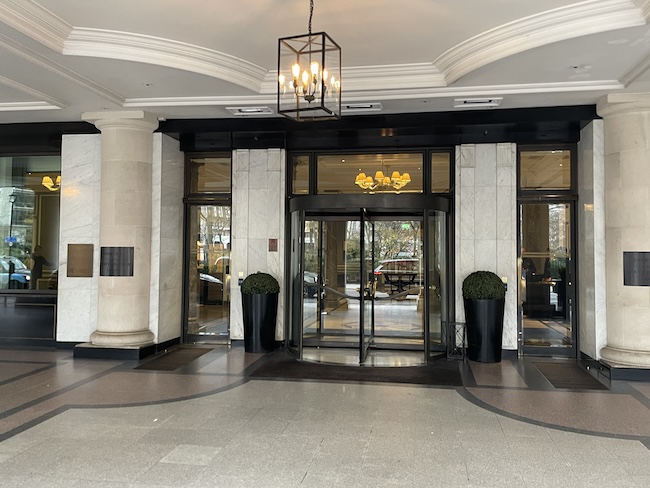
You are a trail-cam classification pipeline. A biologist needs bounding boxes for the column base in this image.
[73,342,156,360]
[90,330,155,347]
[600,345,650,368]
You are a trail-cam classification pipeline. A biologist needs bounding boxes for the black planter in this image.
[242,293,278,353]
[464,298,505,362]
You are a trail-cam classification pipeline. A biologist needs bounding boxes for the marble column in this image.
[597,95,650,368]
[82,110,158,347]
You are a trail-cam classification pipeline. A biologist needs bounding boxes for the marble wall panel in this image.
[150,134,184,344]
[57,135,102,343]
[455,143,517,351]
[230,149,286,341]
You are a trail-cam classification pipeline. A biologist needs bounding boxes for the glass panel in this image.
[323,220,360,341]
[431,153,451,193]
[291,155,310,195]
[373,220,424,346]
[302,219,321,349]
[428,212,447,355]
[188,155,231,193]
[186,205,231,342]
[520,203,572,349]
[0,156,60,291]
[520,150,571,190]
[360,215,373,362]
[317,153,423,194]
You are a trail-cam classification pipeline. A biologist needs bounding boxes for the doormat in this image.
[135,347,213,371]
[532,361,608,390]
[250,352,463,386]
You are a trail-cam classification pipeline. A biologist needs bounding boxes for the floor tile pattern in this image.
[0,346,648,487]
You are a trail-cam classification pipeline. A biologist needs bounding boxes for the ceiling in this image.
[1,0,650,126]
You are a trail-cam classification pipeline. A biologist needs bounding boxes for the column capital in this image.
[596,93,650,118]
[82,110,159,132]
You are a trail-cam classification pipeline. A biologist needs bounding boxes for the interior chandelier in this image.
[42,175,61,192]
[277,0,341,121]
[355,168,411,191]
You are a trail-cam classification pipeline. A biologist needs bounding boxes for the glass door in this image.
[185,204,231,344]
[360,210,374,362]
[292,212,437,364]
[519,202,574,356]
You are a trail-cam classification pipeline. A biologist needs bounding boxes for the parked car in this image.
[303,270,320,298]
[0,256,31,289]
[199,273,224,304]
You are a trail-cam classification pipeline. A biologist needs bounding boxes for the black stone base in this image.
[73,337,180,360]
[581,352,650,382]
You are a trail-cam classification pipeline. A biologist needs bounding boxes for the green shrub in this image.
[462,271,505,300]
[241,272,280,294]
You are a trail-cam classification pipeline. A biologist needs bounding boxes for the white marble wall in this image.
[149,134,184,343]
[455,143,518,350]
[577,121,607,360]
[57,134,102,342]
[231,148,286,341]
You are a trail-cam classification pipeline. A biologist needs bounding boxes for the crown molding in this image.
[0,101,60,111]
[633,0,650,21]
[0,0,71,51]
[123,80,623,110]
[436,0,646,85]
[0,73,66,108]
[124,95,276,108]
[0,33,124,105]
[65,28,267,93]
[260,63,446,96]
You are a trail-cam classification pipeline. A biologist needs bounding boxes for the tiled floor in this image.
[0,345,649,487]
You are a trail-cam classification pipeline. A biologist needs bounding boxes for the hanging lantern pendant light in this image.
[278,0,341,121]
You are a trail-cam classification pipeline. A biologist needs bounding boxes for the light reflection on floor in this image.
[301,347,428,367]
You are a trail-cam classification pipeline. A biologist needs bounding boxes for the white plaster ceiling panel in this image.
[450,27,650,88]
[0,0,649,123]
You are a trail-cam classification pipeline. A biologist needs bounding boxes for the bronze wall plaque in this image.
[67,244,94,277]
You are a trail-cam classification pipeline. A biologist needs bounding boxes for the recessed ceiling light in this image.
[226,107,273,116]
[453,98,502,109]
[342,103,383,113]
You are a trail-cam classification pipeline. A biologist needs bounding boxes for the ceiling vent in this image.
[342,103,383,113]
[226,106,273,116]
[453,97,503,109]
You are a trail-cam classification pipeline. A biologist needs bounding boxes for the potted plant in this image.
[462,271,506,362]
[241,272,280,353]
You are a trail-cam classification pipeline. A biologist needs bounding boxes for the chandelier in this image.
[355,168,411,191]
[278,0,341,121]
[42,175,61,191]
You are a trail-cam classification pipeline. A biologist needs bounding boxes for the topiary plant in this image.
[462,271,506,300]
[241,272,280,294]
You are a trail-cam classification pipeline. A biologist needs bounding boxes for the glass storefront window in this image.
[0,156,60,291]
[431,152,451,193]
[317,153,423,194]
[291,155,310,195]
[520,150,571,190]
[188,155,231,193]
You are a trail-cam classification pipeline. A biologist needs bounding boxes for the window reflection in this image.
[520,150,571,190]
[0,156,60,291]
[317,153,423,194]
[291,155,309,195]
[431,152,451,193]
[188,155,231,193]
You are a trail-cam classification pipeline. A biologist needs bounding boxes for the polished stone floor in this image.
[0,345,649,487]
